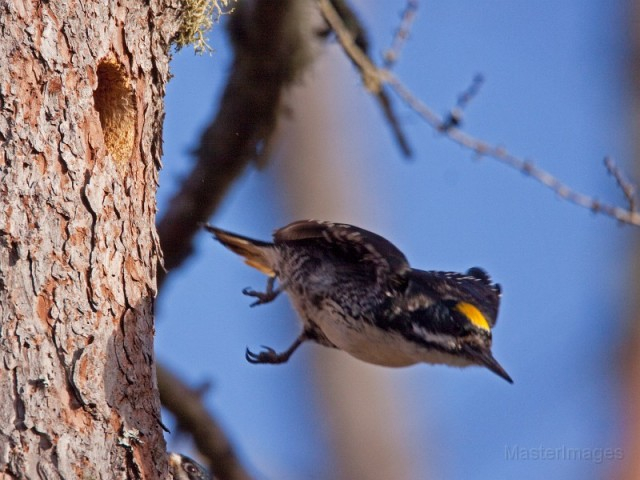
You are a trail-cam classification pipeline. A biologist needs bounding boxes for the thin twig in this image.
[318,0,640,226]
[383,0,419,68]
[439,73,484,132]
[457,73,484,110]
[158,363,254,480]
[605,156,637,213]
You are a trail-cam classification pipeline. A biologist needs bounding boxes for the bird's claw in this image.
[242,287,277,307]
[245,345,284,364]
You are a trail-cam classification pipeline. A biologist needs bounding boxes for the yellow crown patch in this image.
[454,302,490,331]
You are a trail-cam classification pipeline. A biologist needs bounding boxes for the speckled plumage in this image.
[204,220,512,383]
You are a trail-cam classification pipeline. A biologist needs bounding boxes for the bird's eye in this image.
[184,462,198,474]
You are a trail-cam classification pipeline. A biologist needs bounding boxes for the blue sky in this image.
[156,2,632,478]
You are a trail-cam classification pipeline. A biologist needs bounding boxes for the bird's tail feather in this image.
[203,224,276,276]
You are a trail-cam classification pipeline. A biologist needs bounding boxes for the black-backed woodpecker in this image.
[204,220,512,383]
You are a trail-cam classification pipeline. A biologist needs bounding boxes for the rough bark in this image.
[0,1,179,477]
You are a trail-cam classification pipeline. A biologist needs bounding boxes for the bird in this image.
[168,453,213,480]
[203,220,512,383]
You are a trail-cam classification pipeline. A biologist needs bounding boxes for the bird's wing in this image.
[274,220,410,280]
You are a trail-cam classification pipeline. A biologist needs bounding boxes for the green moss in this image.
[175,0,236,54]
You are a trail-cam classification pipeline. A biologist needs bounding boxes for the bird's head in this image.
[399,268,513,383]
[169,453,212,480]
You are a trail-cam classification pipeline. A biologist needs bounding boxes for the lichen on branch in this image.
[175,0,236,53]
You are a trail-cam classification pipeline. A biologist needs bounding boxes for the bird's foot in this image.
[242,287,280,307]
[245,346,290,364]
[245,334,307,365]
[242,276,283,307]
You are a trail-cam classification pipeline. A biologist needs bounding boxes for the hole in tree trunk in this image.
[93,59,136,165]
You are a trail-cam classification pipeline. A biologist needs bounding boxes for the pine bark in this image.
[0,1,179,477]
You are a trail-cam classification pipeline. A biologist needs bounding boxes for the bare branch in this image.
[318,0,640,226]
[158,363,254,480]
[383,0,419,68]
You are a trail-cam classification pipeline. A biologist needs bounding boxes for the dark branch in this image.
[157,0,313,289]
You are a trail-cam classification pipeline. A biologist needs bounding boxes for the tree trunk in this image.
[0,1,178,477]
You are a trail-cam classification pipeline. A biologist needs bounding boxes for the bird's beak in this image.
[483,354,513,384]
[465,345,513,383]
